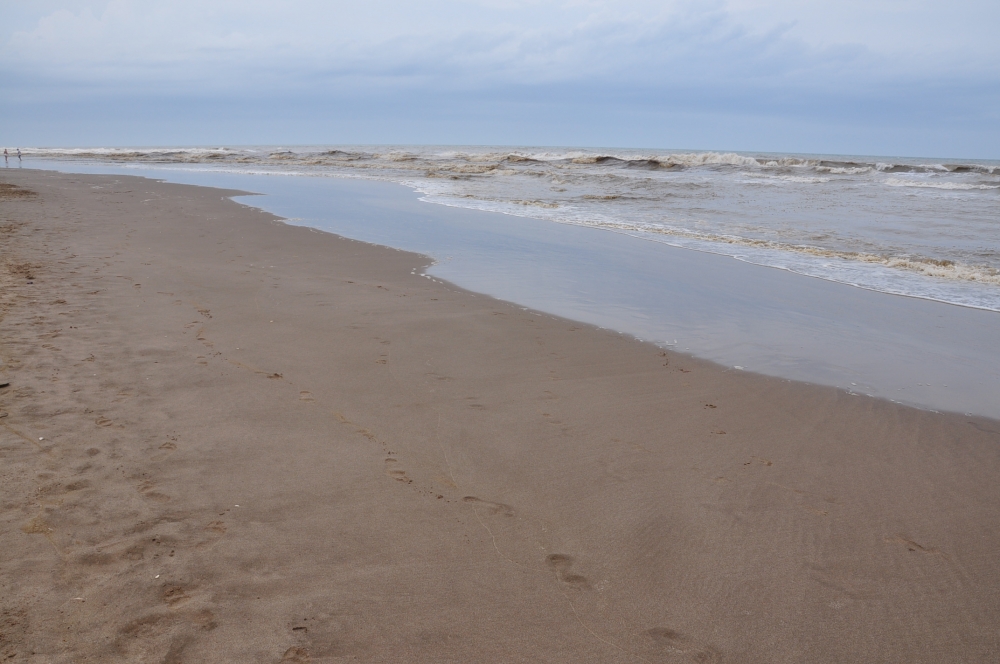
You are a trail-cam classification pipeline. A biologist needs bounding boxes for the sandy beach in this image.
[2,168,999,662]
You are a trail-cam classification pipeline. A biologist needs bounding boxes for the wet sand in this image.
[1,168,999,663]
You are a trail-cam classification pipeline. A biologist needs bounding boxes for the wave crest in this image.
[20,146,1000,180]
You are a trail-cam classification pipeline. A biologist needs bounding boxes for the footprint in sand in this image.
[117,609,217,653]
[119,544,146,561]
[95,416,113,427]
[21,517,52,535]
[280,646,312,663]
[384,458,410,482]
[462,496,514,517]
[299,391,314,402]
[137,480,172,503]
[150,439,178,461]
[545,553,591,590]
[646,627,722,663]
[204,521,227,534]
[162,585,193,608]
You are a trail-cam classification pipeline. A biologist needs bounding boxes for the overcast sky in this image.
[2,0,998,157]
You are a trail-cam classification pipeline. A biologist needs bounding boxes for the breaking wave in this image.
[20,145,1000,176]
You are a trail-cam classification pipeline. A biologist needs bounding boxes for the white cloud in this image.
[4,0,996,92]
[1,1,997,154]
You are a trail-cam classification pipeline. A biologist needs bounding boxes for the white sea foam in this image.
[883,178,1000,190]
[417,191,1000,305]
[818,166,873,175]
[743,173,831,184]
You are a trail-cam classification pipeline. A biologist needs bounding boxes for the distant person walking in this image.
[17,149,21,160]
[3,149,7,163]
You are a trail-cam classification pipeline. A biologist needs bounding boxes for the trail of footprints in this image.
[459,494,722,661]
[171,300,725,661]
[0,210,308,661]
[16,427,230,660]
[16,306,234,654]
[333,410,600,594]
[331,401,734,662]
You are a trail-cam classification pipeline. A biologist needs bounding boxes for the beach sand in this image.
[1,168,998,663]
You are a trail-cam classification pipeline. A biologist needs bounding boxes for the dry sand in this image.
[1,169,999,663]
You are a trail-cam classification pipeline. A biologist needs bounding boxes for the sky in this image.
[1,0,998,157]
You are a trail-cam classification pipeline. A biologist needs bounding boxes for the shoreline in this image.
[20,159,1000,419]
[17,144,1000,315]
[17,160,1000,419]
[2,168,999,662]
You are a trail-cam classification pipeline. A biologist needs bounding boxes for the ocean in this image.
[21,145,1000,311]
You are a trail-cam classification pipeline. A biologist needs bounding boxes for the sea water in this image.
[22,145,1000,311]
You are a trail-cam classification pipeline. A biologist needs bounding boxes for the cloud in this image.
[1,1,998,154]
[6,1,995,89]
